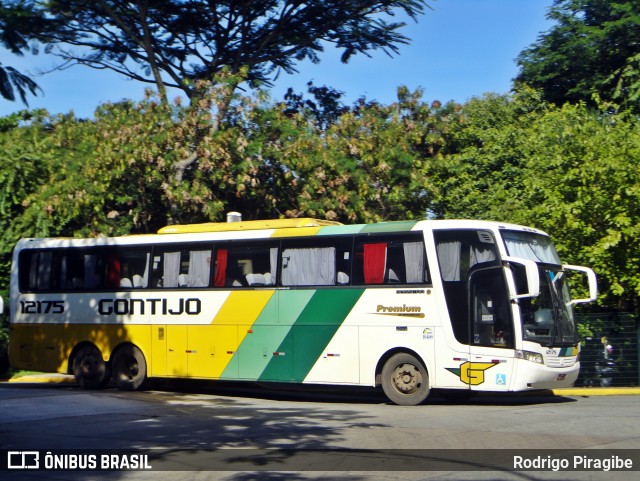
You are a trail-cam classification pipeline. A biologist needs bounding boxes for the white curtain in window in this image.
[437,241,461,281]
[282,247,336,286]
[188,250,210,287]
[131,253,151,288]
[470,246,496,266]
[269,247,278,285]
[504,239,559,263]
[404,242,425,283]
[163,252,181,288]
[141,253,150,287]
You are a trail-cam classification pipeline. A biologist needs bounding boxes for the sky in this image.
[0,0,555,118]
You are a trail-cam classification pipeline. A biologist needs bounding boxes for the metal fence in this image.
[576,313,638,387]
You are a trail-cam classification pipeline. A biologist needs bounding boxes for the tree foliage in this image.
[30,0,428,103]
[432,89,640,312]
[515,0,640,113]
[0,1,47,104]
[1,87,638,312]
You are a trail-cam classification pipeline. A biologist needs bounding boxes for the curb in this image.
[547,387,640,397]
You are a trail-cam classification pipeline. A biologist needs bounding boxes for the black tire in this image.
[72,344,110,389]
[381,352,430,406]
[112,345,147,391]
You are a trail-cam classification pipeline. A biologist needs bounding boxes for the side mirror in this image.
[563,264,598,305]
[502,256,540,299]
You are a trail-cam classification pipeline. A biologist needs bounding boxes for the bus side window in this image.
[184,250,211,287]
[281,246,337,286]
[352,235,428,286]
[434,229,502,346]
[279,237,352,287]
[21,251,55,291]
[59,252,79,289]
[151,246,212,288]
[217,244,277,288]
[114,250,151,289]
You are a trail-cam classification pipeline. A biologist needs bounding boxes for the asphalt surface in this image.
[5,373,640,397]
[2,374,639,481]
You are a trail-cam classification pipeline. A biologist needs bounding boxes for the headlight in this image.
[516,350,544,364]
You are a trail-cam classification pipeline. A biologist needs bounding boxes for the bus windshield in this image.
[518,266,578,346]
[501,230,577,346]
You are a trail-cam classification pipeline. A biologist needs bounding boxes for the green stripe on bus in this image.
[360,221,418,233]
[293,289,364,326]
[316,224,366,236]
[278,290,316,325]
[228,290,315,380]
[259,289,364,382]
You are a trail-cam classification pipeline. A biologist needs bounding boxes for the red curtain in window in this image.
[106,255,121,288]
[213,249,228,287]
[363,243,387,284]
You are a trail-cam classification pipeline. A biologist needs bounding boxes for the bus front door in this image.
[466,265,515,392]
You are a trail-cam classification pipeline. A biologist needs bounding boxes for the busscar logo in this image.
[422,328,434,340]
[8,451,39,469]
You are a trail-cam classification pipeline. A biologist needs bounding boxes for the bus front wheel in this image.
[72,344,110,389]
[112,345,147,391]
[381,353,430,406]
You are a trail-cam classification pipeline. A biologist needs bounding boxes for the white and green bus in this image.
[7,217,597,405]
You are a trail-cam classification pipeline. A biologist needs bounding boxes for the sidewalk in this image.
[3,373,640,397]
[4,373,76,384]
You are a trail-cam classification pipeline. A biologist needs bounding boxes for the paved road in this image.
[1,380,639,480]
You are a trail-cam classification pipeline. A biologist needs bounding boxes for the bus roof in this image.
[157,218,343,234]
[13,219,549,250]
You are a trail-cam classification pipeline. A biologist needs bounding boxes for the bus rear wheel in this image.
[112,345,147,391]
[72,344,110,389]
[381,353,430,406]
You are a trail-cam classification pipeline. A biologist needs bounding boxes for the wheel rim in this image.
[80,353,100,379]
[120,354,139,380]
[391,362,423,394]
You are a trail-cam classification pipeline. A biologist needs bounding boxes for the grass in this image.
[9,369,46,378]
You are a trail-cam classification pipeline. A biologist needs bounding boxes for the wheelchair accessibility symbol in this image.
[496,373,507,386]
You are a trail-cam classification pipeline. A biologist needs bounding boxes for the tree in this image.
[429,90,549,222]
[0,1,46,104]
[0,109,99,299]
[515,0,640,112]
[519,104,640,313]
[17,0,428,183]
[2,87,639,312]
[34,0,429,105]
[432,89,640,313]
[283,82,350,131]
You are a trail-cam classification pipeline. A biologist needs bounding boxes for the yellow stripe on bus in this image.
[271,227,325,238]
[207,290,275,378]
